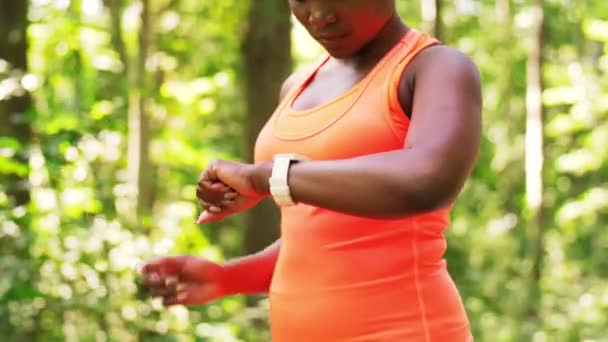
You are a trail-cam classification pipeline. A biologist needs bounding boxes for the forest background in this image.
[1,0,607,341]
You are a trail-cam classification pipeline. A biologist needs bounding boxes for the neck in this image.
[336,14,409,69]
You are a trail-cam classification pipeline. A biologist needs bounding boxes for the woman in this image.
[142,0,481,340]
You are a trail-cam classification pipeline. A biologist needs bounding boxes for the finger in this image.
[224,191,238,200]
[142,257,189,278]
[221,199,234,207]
[162,289,190,306]
[206,206,221,214]
[141,262,158,275]
[209,182,230,192]
[203,201,224,211]
[163,294,180,306]
[176,283,187,294]
[175,288,190,305]
[199,179,221,190]
[165,283,215,306]
[165,276,178,287]
[142,271,163,287]
[200,198,234,210]
[199,167,218,184]
[150,285,177,298]
[199,200,210,211]
[198,181,231,193]
[197,186,225,205]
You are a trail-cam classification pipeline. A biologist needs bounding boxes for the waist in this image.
[269,267,471,341]
[276,206,449,291]
[271,248,447,294]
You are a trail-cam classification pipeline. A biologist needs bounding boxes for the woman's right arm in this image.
[220,239,281,295]
[214,71,303,294]
[196,71,303,294]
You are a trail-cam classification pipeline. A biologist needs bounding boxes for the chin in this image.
[324,47,358,59]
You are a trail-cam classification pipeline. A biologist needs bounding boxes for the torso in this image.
[255,29,472,341]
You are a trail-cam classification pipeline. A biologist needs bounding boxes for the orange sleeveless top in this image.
[254,30,472,342]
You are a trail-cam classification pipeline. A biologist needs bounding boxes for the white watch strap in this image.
[269,153,309,206]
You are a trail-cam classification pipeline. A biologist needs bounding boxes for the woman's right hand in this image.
[196,179,261,224]
[140,256,226,306]
[196,160,270,224]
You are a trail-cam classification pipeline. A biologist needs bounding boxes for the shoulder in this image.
[279,63,317,102]
[406,44,480,86]
[398,45,480,114]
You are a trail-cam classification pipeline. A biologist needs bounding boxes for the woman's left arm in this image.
[204,47,481,219]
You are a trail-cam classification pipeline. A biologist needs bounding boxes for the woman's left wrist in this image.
[249,161,273,197]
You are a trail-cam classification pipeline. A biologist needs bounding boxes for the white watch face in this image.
[270,154,306,206]
[269,177,285,188]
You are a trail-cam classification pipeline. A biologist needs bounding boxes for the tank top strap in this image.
[280,54,331,106]
[387,30,441,119]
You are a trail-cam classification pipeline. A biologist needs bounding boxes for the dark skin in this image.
[142,0,482,306]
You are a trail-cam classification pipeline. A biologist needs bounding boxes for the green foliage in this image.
[2,0,256,341]
[0,0,607,341]
[439,1,608,340]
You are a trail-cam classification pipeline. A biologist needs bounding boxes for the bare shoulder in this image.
[279,66,315,102]
[410,45,480,83]
[399,45,480,116]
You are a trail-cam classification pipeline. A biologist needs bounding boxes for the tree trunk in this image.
[524,0,545,325]
[103,0,129,70]
[0,2,38,339]
[0,0,32,207]
[421,0,443,40]
[126,0,153,225]
[496,0,513,103]
[241,0,292,254]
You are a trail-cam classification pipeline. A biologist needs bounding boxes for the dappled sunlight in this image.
[556,149,599,175]
[486,213,518,238]
[557,187,608,224]
[81,0,102,17]
[0,76,25,101]
[291,15,324,67]
[584,19,608,42]
[1,0,606,341]
[92,54,123,73]
[160,11,180,32]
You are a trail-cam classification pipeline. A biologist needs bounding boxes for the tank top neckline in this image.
[286,28,419,116]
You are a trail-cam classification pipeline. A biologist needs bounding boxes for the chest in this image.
[291,63,370,111]
[291,61,413,117]
[254,55,415,162]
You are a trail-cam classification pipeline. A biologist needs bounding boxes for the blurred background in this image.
[0,0,607,341]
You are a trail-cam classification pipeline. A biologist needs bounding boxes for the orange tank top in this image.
[255,29,472,342]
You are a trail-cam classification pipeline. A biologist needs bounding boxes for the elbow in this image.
[406,187,456,215]
[398,166,464,215]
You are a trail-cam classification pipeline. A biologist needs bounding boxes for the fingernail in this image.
[165,276,178,287]
[176,283,187,293]
[211,182,228,191]
[224,192,238,200]
[177,292,188,302]
[209,206,221,213]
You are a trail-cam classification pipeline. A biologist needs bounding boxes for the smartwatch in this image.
[269,153,309,206]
